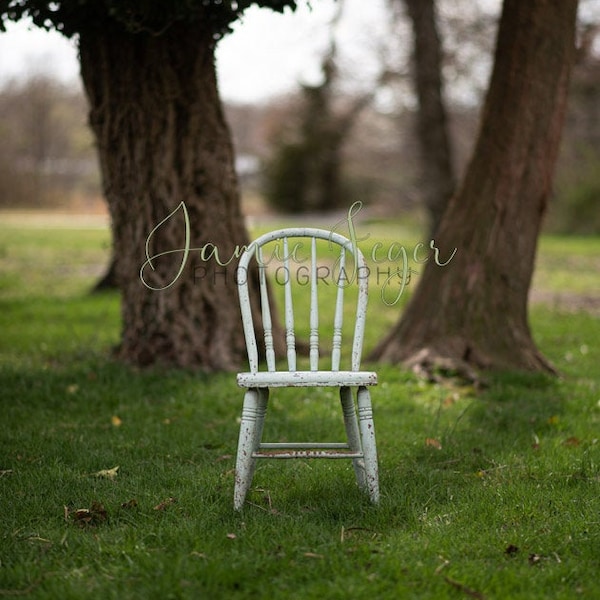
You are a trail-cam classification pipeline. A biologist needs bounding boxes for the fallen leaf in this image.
[443,393,459,407]
[226,533,237,539]
[71,501,108,527]
[504,544,519,556]
[528,553,543,565]
[303,552,324,559]
[340,526,378,543]
[92,466,120,480]
[434,556,450,575]
[563,436,580,447]
[111,415,123,427]
[25,535,52,544]
[153,497,177,511]
[548,415,559,425]
[444,576,485,599]
[426,438,442,450]
[121,498,138,509]
[73,509,92,525]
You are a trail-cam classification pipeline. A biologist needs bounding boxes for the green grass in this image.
[1,216,599,599]
[534,235,600,295]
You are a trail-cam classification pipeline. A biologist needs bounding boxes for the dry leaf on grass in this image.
[92,466,120,480]
[69,501,108,527]
[529,553,543,565]
[444,576,485,599]
[425,438,442,450]
[153,497,177,511]
[340,526,378,542]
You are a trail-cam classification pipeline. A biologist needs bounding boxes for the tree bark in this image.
[78,20,263,370]
[370,0,578,375]
[403,0,456,238]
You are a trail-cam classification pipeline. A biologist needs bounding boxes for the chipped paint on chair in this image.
[234,228,379,510]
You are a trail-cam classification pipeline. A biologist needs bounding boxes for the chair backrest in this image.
[237,228,370,374]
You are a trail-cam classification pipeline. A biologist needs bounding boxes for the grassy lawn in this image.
[0,214,599,599]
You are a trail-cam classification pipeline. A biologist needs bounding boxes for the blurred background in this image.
[1,0,599,234]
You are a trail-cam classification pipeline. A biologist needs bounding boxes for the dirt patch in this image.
[530,290,600,316]
[0,210,109,229]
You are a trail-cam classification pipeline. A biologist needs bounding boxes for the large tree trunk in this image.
[370,0,578,375]
[78,21,260,370]
[403,0,456,239]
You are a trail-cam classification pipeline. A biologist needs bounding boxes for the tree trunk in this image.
[403,0,456,238]
[78,21,262,370]
[370,0,578,375]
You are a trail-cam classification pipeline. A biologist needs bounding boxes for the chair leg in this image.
[339,386,367,491]
[248,388,269,484]
[357,386,380,503]
[234,388,268,510]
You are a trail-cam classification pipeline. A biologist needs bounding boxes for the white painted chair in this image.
[233,227,379,510]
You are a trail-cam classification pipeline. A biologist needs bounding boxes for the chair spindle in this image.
[309,237,319,371]
[258,247,276,372]
[331,246,345,371]
[283,237,296,371]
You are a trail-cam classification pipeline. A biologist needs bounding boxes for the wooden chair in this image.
[233,228,379,510]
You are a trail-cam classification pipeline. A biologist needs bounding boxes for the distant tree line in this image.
[1,35,599,235]
[0,75,100,209]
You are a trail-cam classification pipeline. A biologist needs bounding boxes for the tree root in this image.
[402,347,488,387]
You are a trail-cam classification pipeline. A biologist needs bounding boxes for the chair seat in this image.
[237,370,377,388]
